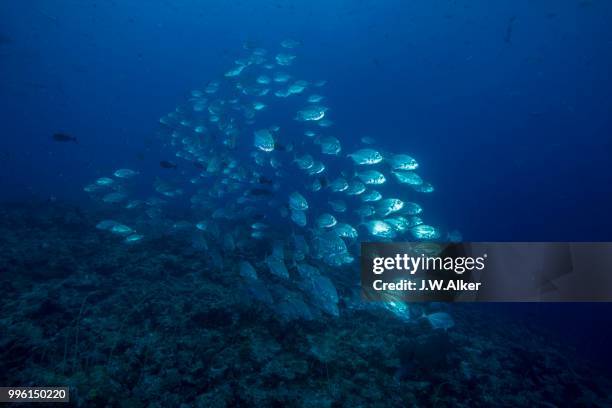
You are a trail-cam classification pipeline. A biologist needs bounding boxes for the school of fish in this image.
[82,40,460,323]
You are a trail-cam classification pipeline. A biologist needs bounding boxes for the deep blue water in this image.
[2,0,612,397]
[1,0,611,240]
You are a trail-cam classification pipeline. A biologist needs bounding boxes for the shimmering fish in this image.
[383,216,411,233]
[289,192,309,211]
[329,177,349,192]
[256,75,271,85]
[225,64,246,77]
[316,213,338,229]
[392,170,422,186]
[306,161,326,175]
[96,220,119,230]
[345,180,366,195]
[389,154,419,170]
[288,80,308,95]
[84,183,102,193]
[361,190,382,202]
[113,168,139,178]
[400,202,423,216]
[253,101,266,111]
[273,72,291,83]
[411,182,435,193]
[376,198,404,216]
[110,224,134,236]
[124,234,144,244]
[309,178,322,192]
[275,53,296,66]
[348,149,383,165]
[254,129,275,152]
[363,220,396,239]
[334,223,358,239]
[294,154,314,170]
[95,177,115,186]
[307,94,324,103]
[411,225,441,240]
[328,199,347,213]
[319,136,341,155]
[295,105,327,121]
[356,170,386,185]
[291,209,307,227]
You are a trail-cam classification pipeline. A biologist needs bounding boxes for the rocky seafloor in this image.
[1,202,611,407]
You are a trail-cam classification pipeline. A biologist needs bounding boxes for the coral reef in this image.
[1,202,610,406]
